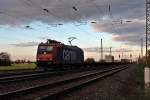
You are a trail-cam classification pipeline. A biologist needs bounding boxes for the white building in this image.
[105,55,114,63]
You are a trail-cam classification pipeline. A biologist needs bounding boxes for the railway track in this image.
[0,71,56,83]
[0,65,128,100]
[0,63,130,84]
[0,64,121,84]
[0,68,104,84]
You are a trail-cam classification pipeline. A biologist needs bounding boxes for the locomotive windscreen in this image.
[38,46,53,54]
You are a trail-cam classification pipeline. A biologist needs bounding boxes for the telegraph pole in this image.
[109,47,112,56]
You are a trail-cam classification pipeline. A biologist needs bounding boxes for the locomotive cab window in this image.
[46,47,53,52]
[38,46,53,54]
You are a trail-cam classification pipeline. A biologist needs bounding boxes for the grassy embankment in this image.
[0,63,37,72]
[128,64,150,100]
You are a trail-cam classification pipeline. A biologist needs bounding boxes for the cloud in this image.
[91,19,145,46]
[0,0,145,46]
[0,0,144,24]
[10,42,39,47]
[112,34,144,46]
[91,19,144,34]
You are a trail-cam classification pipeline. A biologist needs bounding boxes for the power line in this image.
[107,0,120,34]
[21,0,92,35]
[22,0,64,21]
[58,0,83,22]
[87,0,106,23]
[57,0,92,33]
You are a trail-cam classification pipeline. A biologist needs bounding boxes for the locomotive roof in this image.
[46,39,61,44]
[39,39,61,45]
[39,39,80,48]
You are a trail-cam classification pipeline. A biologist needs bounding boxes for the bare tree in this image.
[0,52,11,66]
[85,58,95,63]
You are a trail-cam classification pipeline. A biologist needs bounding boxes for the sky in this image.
[0,0,145,61]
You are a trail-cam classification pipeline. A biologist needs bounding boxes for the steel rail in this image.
[0,66,128,100]
[0,63,124,83]
[0,71,58,83]
[37,66,127,100]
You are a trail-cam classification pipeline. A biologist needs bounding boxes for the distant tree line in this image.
[13,59,35,64]
[85,58,95,63]
[0,52,36,66]
[0,52,11,66]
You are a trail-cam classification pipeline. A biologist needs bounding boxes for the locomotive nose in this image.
[37,54,52,61]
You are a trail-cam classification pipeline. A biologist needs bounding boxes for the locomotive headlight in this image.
[49,58,52,61]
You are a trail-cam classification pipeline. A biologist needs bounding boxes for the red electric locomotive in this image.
[36,39,84,68]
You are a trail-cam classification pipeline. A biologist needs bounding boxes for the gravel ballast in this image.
[0,67,116,94]
[62,64,143,100]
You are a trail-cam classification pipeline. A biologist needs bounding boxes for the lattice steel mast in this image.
[146,0,150,65]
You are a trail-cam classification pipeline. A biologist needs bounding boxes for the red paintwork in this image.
[37,43,62,64]
[37,54,52,61]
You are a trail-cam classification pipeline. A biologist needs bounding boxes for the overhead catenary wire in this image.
[57,0,89,27]
[0,11,21,25]
[0,11,47,41]
[107,0,120,34]
[21,1,72,39]
[21,0,92,35]
[0,10,36,31]
[22,0,79,23]
[57,0,96,34]
[22,0,64,21]
[57,0,83,22]
[19,0,104,36]
[0,0,66,41]
[89,0,120,34]
[0,11,45,41]
[107,0,132,29]
[60,1,94,34]
[89,0,105,21]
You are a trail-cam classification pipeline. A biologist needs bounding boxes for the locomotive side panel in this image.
[56,45,84,64]
[55,47,63,64]
[76,48,84,63]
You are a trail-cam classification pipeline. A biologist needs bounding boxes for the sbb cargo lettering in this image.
[63,50,76,61]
